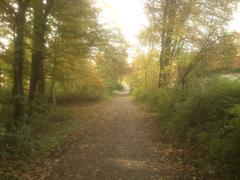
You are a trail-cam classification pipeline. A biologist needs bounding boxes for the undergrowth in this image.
[0,104,81,179]
[133,77,240,179]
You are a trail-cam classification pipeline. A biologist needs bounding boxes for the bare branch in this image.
[178,18,227,85]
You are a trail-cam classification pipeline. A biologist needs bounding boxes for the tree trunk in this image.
[29,0,47,102]
[158,1,167,87]
[12,2,28,121]
[158,0,176,87]
[50,56,57,106]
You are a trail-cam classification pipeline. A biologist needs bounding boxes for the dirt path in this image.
[42,94,195,180]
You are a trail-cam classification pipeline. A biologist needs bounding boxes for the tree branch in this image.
[178,19,227,85]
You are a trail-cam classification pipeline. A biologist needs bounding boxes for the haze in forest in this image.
[1,0,240,179]
[96,0,240,63]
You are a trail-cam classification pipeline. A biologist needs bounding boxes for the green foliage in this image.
[0,0,126,178]
[0,0,129,176]
[133,77,240,178]
[129,0,240,178]
[133,87,158,105]
[95,29,129,91]
[0,0,128,115]
[129,51,159,92]
[0,107,80,178]
[3,125,33,159]
[56,89,104,104]
[0,122,6,141]
[142,0,239,86]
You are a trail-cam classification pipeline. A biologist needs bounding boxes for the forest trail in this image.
[41,94,194,180]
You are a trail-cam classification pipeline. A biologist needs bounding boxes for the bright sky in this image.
[228,5,240,32]
[95,0,147,45]
[95,0,240,63]
[95,0,148,62]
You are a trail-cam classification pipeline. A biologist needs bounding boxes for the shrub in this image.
[133,87,159,106]
[0,106,80,179]
[56,88,105,104]
[134,77,240,178]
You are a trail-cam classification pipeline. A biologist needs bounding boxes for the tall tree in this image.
[144,0,239,87]
[29,0,54,102]
[0,0,30,120]
[95,29,129,90]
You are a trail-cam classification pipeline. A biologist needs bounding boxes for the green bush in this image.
[57,88,105,104]
[0,122,6,141]
[0,106,80,179]
[3,125,34,159]
[133,87,149,102]
[107,81,124,91]
[134,77,240,178]
[133,87,159,106]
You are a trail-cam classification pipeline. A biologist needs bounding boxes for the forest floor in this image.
[33,93,197,180]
